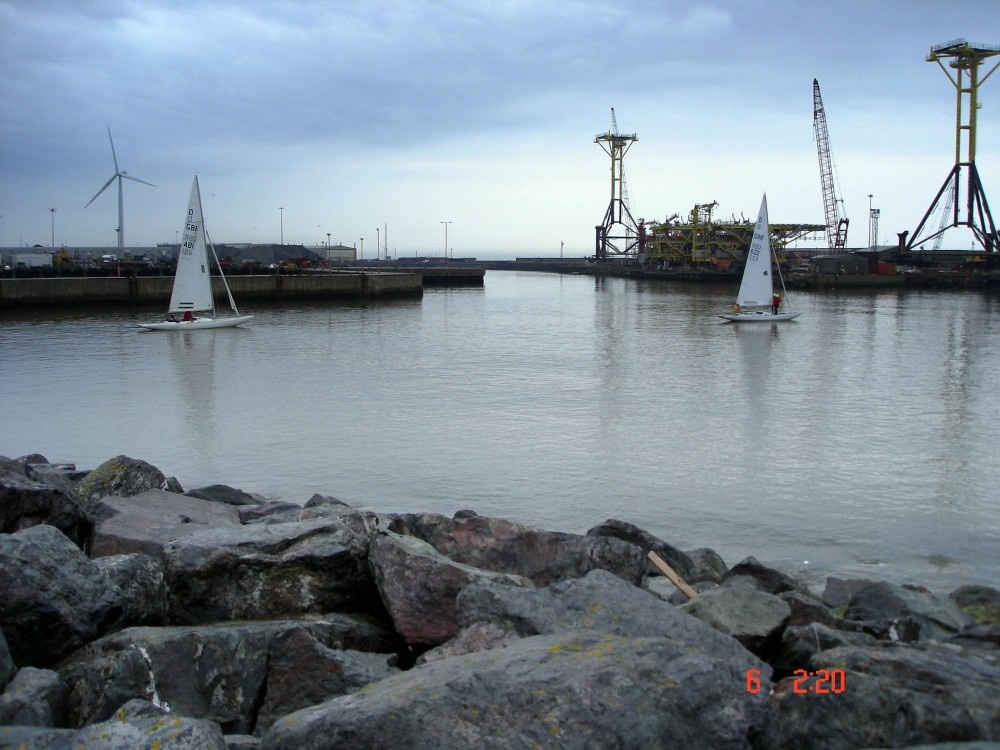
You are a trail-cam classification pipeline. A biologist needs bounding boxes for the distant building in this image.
[308,244,356,262]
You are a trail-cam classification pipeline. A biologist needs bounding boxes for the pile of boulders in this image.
[1,454,998,749]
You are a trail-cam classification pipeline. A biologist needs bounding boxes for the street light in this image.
[360,237,364,261]
[279,207,284,245]
[49,208,56,248]
[376,227,380,262]
[441,221,451,259]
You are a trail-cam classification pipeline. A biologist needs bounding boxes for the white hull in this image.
[137,316,253,331]
[719,310,801,322]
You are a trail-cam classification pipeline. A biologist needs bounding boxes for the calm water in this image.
[2,271,998,593]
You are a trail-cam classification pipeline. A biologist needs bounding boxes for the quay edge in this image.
[0,269,487,309]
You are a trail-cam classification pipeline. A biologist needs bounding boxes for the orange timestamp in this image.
[746,668,847,694]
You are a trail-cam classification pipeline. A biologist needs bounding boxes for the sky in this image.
[2,0,1000,259]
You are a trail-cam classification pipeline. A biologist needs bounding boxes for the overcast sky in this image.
[2,0,999,258]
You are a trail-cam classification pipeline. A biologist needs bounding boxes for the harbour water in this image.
[2,270,998,593]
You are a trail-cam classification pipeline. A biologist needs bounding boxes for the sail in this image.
[735,195,774,308]
[168,176,215,314]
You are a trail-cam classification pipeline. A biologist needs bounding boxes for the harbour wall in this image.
[0,271,430,309]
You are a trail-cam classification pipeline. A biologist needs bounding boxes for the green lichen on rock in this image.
[76,455,167,510]
[960,603,1000,625]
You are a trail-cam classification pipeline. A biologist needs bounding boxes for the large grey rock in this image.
[845,581,975,641]
[0,524,121,667]
[586,517,700,581]
[76,456,167,516]
[388,511,647,586]
[822,576,878,608]
[370,530,531,645]
[721,556,807,595]
[58,615,398,733]
[772,622,878,672]
[0,699,227,749]
[756,643,1000,749]
[416,621,519,666]
[680,581,791,657]
[780,590,838,628]
[91,489,242,559]
[184,483,261,506]
[0,470,90,548]
[93,553,168,626]
[456,569,767,677]
[163,517,375,624]
[0,667,68,727]
[261,629,769,750]
[950,584,1000,625]
[254,627,398,736]
[0,628,14,691]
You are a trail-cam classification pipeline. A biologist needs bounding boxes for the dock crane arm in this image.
[813,79,849,249]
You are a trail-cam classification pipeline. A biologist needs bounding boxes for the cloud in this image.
[1,0,999,253]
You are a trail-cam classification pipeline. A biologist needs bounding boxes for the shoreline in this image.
[2,453,999,748]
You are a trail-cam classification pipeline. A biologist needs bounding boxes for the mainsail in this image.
[735,195,774,308]
[168,177,215,314]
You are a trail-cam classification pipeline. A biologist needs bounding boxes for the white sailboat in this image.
[719,194,800,322]
[138,176,252,331]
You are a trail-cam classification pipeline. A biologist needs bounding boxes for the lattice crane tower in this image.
[813,79,849,249]
[907,39,1000,252]
[594,108,639,260]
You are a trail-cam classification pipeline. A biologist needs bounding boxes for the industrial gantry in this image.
[594,108,640,261]
[907,39,1000,253]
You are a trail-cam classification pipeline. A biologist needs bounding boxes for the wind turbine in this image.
[85,128,154,259]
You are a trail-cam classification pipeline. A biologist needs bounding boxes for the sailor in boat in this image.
[182,311,194,322]
[771,292,781,315]
[167,313,178,323]
[732,304,741,314]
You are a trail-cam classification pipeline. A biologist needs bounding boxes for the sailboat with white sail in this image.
[138,176,252,331]
[720,194,800,322]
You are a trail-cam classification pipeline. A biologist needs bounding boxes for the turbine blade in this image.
[121,173,155,188]
[107,127,119,172]
[85,175,117,208]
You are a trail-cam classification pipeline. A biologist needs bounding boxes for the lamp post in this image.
[376,227,380,262]
[279,207,284,245]
[360,237,364,262]
[49,208,56,248]
[441,221,451,259]
[327,232,331,252]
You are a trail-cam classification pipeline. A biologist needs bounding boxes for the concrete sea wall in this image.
[0,272,425,309]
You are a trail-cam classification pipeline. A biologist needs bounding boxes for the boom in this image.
[813,79,849,249]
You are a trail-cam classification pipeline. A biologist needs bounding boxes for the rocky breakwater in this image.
[0,454,998,750]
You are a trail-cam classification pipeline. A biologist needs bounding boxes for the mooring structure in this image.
[906,39,1000,253]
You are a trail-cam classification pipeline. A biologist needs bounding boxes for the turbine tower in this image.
[85,128,155,258]
[906,39,1000,253]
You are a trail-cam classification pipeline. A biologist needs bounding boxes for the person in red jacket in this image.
[772,292,781,315]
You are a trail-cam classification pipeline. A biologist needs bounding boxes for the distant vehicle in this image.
[793,263,812,272]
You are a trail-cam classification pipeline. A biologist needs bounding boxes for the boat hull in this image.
[137,316,253,331]
[719,311,801,322]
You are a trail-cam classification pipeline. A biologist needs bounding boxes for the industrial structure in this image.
[907,39,1000,253]
[641,203,822,268]
[594,109,640,260]
[812,79,849,249]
